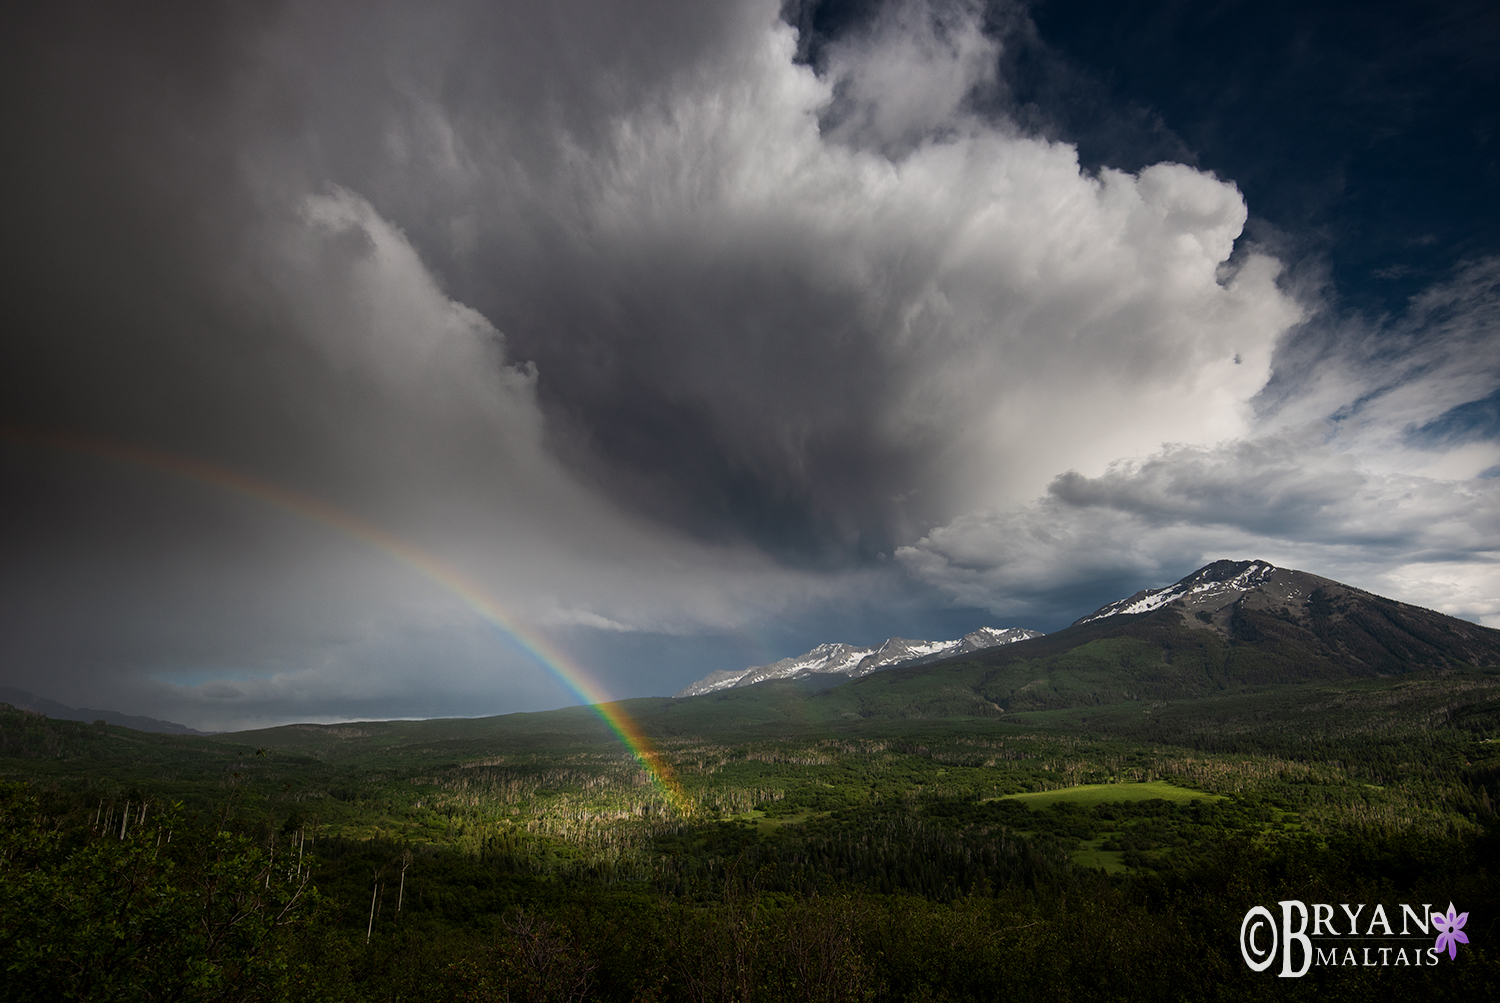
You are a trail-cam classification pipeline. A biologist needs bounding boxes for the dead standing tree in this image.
[497,910,596,1003]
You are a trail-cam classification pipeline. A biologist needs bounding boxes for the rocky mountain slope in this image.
[1065,558,1500,677]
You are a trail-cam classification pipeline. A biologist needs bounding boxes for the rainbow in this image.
[0,426,694,815]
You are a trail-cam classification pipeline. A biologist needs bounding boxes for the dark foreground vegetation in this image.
[4,662,1500,1001]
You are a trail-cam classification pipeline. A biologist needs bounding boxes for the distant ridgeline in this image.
[0,687,210,736]
[675,626,1044,697]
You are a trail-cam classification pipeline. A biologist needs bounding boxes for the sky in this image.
[2,0,1497,731]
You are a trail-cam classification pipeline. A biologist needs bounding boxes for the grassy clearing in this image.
[731,808,812,830]
[997,780,1223,809]
[1071,838,1128,873]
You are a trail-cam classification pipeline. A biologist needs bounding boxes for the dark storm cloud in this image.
[2,0,1494,729]
[228,0,1293,556]
[2,2,272,441]
[0,0,850,723]
[0,0,1311,725]
[258,0,945,558]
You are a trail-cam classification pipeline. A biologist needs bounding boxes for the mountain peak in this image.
[1073,559,1290,626]
[960,557,1500,686]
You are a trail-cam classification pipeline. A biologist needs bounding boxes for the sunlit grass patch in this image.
[732,808,811,829]
[997,780,1223,809]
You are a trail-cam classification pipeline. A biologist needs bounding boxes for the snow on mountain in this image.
[1073,559,1284,625]
[673,627,1043,698]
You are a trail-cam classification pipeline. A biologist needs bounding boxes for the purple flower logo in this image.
[1432,902,1469,960]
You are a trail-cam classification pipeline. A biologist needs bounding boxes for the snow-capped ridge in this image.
[674,626,1043,698]
[1074,559,1282,626]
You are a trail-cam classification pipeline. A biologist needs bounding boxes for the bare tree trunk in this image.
[397,849,411,914]
[366,872,379,944]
